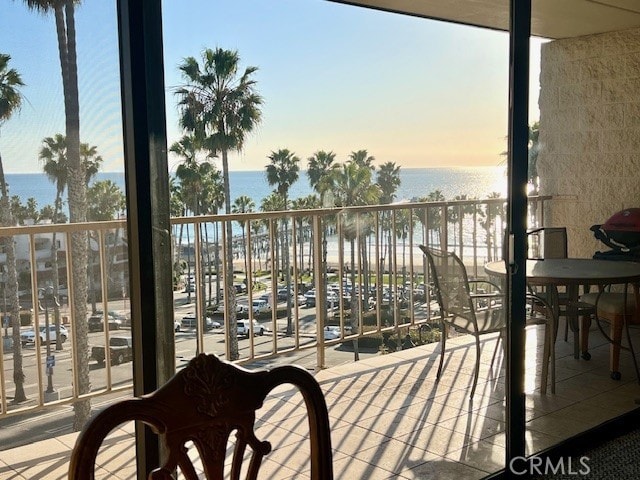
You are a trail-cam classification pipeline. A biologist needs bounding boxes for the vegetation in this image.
[176,47,263,360]
[266,148,300,335]
[0,52,27,403]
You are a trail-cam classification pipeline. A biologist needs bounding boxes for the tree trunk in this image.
[222,150,238,360]
[0,155,27,403]
[59,1,91,431]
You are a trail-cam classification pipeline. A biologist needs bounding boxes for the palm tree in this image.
[266,149,300,336]
[260,192,285,296]
[250,220,264,272]
[23,0,90,430]
[291,194,319,274]
[307,150,338,318]
[174,160,218,303]
[87,180,126,300]
[307,151,338,206]
[376,161,401,276]
[449,194,477,261]
[87,180,125,221]
[480,192,505,262]
[176,47,263,360]
[39,136,102,346]
[0,52,27,403]
[416,190,445,248]
[349,149,375,171]
[232,195,255,289]
[332,161,381,360]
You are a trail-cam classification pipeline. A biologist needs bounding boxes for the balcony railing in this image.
[0,195,551,419]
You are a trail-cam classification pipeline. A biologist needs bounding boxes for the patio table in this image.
[484,258,640,361]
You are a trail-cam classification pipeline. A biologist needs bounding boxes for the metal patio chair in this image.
[420,246,556,399]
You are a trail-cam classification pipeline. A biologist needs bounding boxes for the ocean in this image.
[4,166,506,212]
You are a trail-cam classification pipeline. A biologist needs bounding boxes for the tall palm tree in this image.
[292,194,319,273]
[416,190,445,248]
[332,161,381,360]
[201,168,225,305]
[307,150,338,318]
[349,149,375,170]
[376,161,401,277]
[232,195,255,289]
[250,220,264,272]
[260,192,285,299]
[87,180,126,300]
[307,150,338,207]
[174,159,217,303]
[266,149,300,336]
[23,0,90,430]
[176,48,263,360]
[39,136,102,347]
[0,52,27,403]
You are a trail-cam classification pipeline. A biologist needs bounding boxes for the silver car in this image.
[21,325,68,347]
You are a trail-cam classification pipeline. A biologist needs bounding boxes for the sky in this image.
[0,0,546,173]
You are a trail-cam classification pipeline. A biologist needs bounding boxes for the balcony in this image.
[1,326,638,478]
[1,195,640,477]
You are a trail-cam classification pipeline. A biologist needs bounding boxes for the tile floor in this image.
[1,324,639,479]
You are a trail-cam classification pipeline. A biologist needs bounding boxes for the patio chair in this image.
[68,353,333,480]
[527,227,595,352]
[420,246,556,399]
[581,285,640,381]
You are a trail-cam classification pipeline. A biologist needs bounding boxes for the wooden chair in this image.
[581,285,640,381]
[420,246,557,398]
[68,353,333,479]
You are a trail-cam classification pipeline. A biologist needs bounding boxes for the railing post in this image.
[313,214,326,369]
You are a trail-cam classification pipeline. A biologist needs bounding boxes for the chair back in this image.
[527,227,568,259]
[420,246,475,323]
[69,353,333,480]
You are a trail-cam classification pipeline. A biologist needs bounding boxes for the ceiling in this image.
[331,0,640,39]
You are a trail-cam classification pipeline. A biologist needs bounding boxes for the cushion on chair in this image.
[581,292,637,316]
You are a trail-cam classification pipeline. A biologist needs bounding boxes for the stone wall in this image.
[538,27,640,258]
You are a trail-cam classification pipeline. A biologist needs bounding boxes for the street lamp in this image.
[39,286,59,398]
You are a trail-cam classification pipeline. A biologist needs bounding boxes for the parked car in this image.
[323,325,341,340]
[91,336,133,365]
[88,311,125,332]
[304,290,317,307]
[21,325,68,347]
[180,313,220,330]
[251,299,271,315]
[277,287,293,301]
[237,319,265,337]
[234,283,248,294]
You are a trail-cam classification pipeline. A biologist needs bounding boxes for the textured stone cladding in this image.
[538,27,640,258]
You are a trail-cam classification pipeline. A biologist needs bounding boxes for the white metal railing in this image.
[0,196,551,419]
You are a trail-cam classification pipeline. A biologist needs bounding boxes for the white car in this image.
[323,326,341,340]
[237,320,265,337]
[21,325,68,347]
[251,299,271,315]
[181,314,220,330]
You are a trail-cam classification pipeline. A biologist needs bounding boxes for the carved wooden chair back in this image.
[68,353,333,479]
